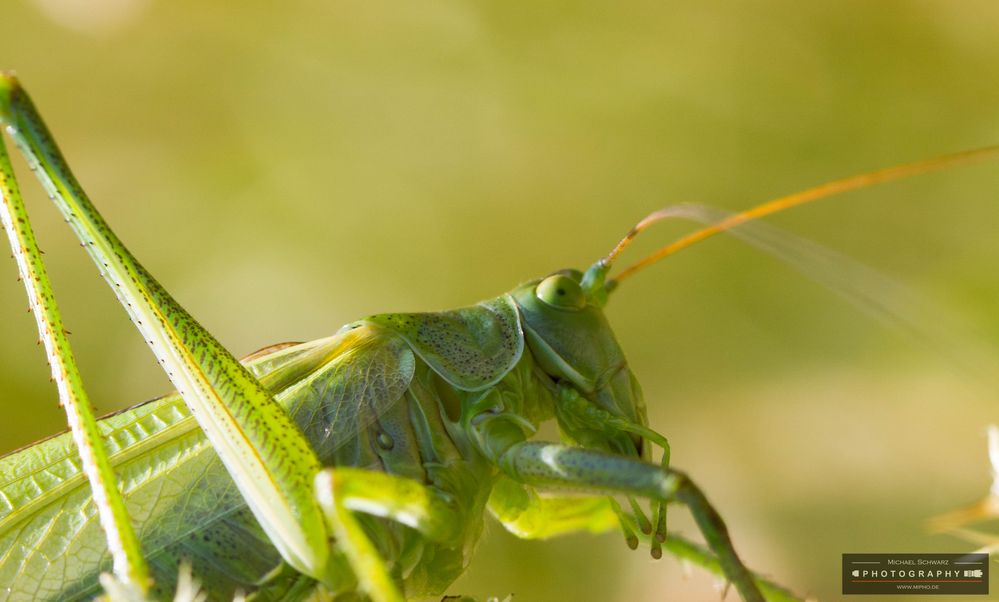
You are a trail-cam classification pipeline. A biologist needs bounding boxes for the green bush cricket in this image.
[0,73,996,602]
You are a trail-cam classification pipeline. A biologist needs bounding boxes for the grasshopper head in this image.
[511,268,648,458]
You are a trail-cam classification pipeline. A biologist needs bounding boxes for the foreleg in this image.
[498,441,764,602]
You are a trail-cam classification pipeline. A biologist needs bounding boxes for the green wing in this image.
[277,326,417,461]
[363,294,523,391]
[0,326,414,601]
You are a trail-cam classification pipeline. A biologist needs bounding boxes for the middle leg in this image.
[314,468,462,602]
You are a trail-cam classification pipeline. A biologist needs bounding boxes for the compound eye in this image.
[536,274,586,310]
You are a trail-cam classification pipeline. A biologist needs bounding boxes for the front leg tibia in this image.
[497,441,764,602]
[498,441,672,498]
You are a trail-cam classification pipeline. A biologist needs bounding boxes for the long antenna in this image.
[604,145,999,286]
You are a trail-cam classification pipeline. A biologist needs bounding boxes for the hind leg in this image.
[0,98,150,600]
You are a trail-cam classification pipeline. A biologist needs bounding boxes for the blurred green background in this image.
[3,1,999,600]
